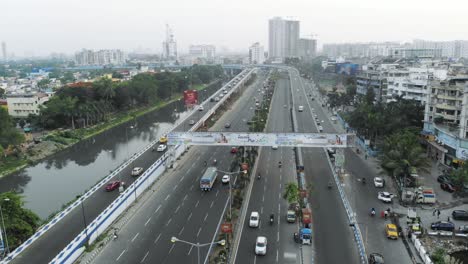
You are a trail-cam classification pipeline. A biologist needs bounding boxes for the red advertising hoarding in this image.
[183,90,198,106]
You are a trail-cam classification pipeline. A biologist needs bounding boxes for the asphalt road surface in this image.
[234,76,302,264]
[91,71,270,264]
[301,76,412,264]
[8,71,248,264]
[289,68,360,264]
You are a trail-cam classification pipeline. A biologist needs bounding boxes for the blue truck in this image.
[200,167,218,191]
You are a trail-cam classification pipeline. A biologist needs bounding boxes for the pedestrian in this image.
[365,154,368,160]
[437,209,441,219]
[448,216,450,222]
[384,210,388,219]
[433,209,436,216]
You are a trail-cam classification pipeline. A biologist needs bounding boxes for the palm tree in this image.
[94,78,115,102]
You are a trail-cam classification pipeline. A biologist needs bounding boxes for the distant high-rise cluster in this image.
[249,42,264,64]
[268,17,316,61]
[74,49,127,65]
[162,24,178,60]
[189,45,216,59]
[1,41,6,61]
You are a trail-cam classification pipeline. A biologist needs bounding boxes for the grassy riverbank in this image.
[0,82,216,179]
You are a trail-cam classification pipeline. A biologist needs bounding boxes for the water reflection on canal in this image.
[0,83,221,219]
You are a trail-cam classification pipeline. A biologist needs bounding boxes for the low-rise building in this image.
[6,93,51,118]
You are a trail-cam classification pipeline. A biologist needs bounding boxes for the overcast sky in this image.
[2,0,468,57]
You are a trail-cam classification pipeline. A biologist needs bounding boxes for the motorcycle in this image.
[257,174,261,180]
[370,209,376,217]
[213,159,217,165]
[327,182,333,189]
[362,178,366,184]
[270,215,274,225]
[278,162,282,168]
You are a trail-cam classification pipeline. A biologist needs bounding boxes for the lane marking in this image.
[190,185,194,191]
[197,227,202,237]
[188,245,194,255]
[154,233,161,244]
[188,212,193,221]
[262,195,265,202]
[195,200,200,208]
[116,249,126,261]
[144,217,151,226]
[166,218,172,226]
[165,194,171,201]
[178,226,185,236]
[175,205,180,213]
[183,194,188,201]
[210,201,214,208]
[154,205,161,214]
[216,189,219,197]
[140,251,149,263]
[173,184,178,191]
[261,206,263,214]
[204,213,209,222]
[168,244,175,254]
[277,232,280,242]
[276,249,279,262]
[131,233,139,242]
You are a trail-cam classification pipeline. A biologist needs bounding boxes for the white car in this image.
[272,145,278,150]
[222,175,230,184]
[157,144,167,152]
[255,236,267,255]
[318,126,323,132]
[189,119,195,125]
[249,211,260,228]
[131,167,143,176]
[198,105,204,111]
[374,177,385,188]
[378,192,395,203]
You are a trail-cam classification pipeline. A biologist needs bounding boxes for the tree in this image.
[37,78,50,90]
[0,108,24,148]
[283,182,299,204]
[93,77,115,102]
[365,87,375,104]
[449,162,468,189]
[0,192,41,251]
[380,130,429,185]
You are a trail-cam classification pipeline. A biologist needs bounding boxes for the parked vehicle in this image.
[200,167,217,191]
[452,210,468,220]
[198,105,204,111]
[458,225,468,233]
[293,228,312,245]
[416,187,436,204]
[437,174,452,184]
[272,145,278,150]
[441,182,456,193]
[431,221,455,231]
[385,224,398,239]
[221,175,230,184]
[189,119,195,126]
[224,123,231,128]
[230,147,238,153]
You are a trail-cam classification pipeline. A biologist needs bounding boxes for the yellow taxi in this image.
[159,135,168,144]
[385,224,398,239]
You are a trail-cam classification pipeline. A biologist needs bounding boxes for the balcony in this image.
[435,103,459,111]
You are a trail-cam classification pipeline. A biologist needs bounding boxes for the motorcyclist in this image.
[328,181,333,189]
[270,213,274,223]
[257,172,261,179]
[371,208,376,216]
[362,177,366,184]
[278,161,282,168]
[213,159,217,165]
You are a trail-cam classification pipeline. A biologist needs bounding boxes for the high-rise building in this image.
[249,42,265,64]
[75,49,126,65]
[298,38,317,59]
[268,17,300,61]
[162,24,178,60]
[1,42,6,61]
[189,45,216,59]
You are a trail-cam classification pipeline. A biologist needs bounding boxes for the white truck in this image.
[415,187,436,204]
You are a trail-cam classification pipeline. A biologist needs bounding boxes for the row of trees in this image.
[33,65,223,129]
[0,108,24,153]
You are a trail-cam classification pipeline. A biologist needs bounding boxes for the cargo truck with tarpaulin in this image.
[200,167,218,191]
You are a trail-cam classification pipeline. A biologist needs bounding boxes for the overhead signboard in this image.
[167,132,353,148]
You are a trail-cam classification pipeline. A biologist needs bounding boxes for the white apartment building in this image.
[249,42,264,64]
[189,45,216,59]
[423,77,468,163]
[413,39,468,58]
[75,49,127,65]
[6,93,51,118]
[268,17,299,60]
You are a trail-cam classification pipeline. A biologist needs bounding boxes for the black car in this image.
[224,123,231,128]
[437,175,452,184]
[441,182,456,193]
[431,221,455,231]
[369,253,385,264]
[452,210,468,220]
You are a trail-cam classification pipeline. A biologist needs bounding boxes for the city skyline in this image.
[2,0,468,57]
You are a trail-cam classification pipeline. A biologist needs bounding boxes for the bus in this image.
[200,167,218,191]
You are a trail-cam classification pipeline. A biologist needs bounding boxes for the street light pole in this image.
[170,237,225,264]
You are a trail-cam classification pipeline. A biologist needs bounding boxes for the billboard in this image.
[335,63,359,76]
[183,90,198,106]
[167,132,353,148]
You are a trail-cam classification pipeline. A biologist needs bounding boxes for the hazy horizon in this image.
[2,0,468,57]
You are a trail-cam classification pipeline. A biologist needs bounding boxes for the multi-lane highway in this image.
[8,71,247,264]
[234,74,302,264]
[90,71,270,263]
[300,76,412,263]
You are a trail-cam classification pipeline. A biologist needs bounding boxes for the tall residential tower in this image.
[268,17,299,61]
[1,42,6,61]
